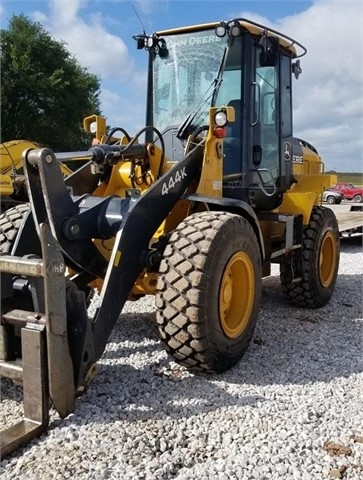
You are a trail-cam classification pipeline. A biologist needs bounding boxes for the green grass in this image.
[335,172,363,185]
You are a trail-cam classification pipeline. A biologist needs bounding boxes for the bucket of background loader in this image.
[0,223,76,458]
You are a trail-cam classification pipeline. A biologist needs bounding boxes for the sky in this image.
[0,0,362,172]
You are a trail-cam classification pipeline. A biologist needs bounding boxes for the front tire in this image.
[0,204,31,359]
[280,206,340,308]
[326,195,335,205]
[156,211,262,373]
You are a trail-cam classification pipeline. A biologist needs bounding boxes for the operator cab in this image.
[136,19,306,211]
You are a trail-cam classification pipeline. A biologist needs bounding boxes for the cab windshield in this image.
[150,29,228,134]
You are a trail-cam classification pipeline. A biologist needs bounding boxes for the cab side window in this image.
[256,64,279,177]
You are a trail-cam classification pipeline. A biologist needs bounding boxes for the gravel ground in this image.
[1,236,362,480]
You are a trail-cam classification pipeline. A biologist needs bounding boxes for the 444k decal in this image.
[161,167,187,196]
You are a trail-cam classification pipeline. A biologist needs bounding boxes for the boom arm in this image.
[23,142,203,389]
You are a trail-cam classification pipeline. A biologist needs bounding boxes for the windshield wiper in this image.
[176,43,230,140]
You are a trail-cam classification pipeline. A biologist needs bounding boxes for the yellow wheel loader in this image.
[0,139,73,212]
[0,18,340,457]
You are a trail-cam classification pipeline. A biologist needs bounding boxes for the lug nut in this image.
[70,224,80,236]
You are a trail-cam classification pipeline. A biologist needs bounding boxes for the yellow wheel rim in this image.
[319,230,337,287]
[219,252,255,339]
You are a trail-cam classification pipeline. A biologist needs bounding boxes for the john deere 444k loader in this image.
[0,18,340,456]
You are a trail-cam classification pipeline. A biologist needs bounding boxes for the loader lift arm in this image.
[1,141,203,456]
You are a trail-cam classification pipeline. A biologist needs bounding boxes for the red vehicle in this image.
[332,183,363,203]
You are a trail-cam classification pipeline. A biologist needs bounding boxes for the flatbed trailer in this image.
[330,205,363,236]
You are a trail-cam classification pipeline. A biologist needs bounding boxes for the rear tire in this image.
[280,206,340,308]
[354,194,362,203]
[326,195,335,205]
[156,211,262,373]
[0,204,30,253]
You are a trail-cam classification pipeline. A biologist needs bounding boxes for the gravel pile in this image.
[1,236,362,480]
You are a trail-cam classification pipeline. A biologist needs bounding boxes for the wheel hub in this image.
[219,252,255,339]
[319,230,336,287]
[222,274,233,306]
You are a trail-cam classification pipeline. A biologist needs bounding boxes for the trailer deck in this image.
[329,204,363,236]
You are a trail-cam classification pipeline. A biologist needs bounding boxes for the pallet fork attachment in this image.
[0,223,75,458]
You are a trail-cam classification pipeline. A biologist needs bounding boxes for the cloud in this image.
[134,0,156,15]
[100,87,146,134]
[33,0,144,84]
[282,1,363,171]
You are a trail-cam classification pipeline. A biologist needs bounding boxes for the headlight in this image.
[215,23,227,37]
[230,22,243,37]
[214,110,227,127]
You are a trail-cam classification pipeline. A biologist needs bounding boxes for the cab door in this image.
[249,43,293,210]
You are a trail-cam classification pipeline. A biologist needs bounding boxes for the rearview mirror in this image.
[259,35,279,67]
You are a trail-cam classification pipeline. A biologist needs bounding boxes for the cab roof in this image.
[156,18,306,58]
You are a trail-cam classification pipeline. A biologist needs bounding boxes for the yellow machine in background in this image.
[0,139,73,212]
